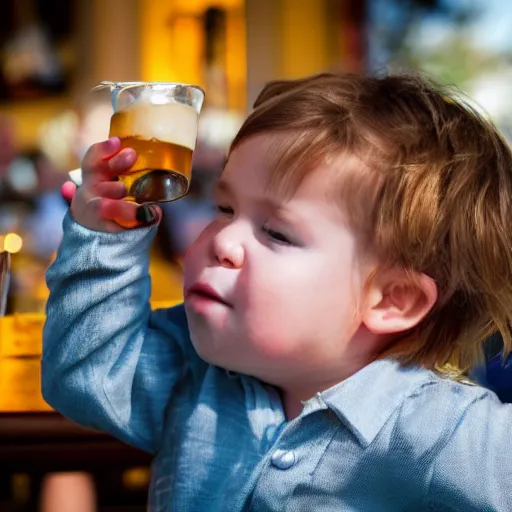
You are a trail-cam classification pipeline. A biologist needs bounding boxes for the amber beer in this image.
[109,100,199,203]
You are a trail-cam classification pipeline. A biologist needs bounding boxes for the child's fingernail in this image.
[136,204,157,225]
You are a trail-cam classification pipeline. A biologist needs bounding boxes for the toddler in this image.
[43,73,512,511]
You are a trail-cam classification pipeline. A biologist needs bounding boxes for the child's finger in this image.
[98,198,139,228]
[81,138,121,180]
[82,138,136,186]
[107,148,137,175]
[61,181,77,202]
[92,181,127,200]
[98,199,161,229]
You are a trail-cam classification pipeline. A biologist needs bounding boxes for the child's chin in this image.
[196,347,233,372]
[190,330,228,363]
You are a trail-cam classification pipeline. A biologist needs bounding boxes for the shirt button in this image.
[271,449,296,470]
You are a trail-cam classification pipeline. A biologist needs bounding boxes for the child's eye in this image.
[263,225,293,245]
[216,205,234,215]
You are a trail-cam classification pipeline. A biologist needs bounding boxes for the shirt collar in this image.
[317,358,435,448]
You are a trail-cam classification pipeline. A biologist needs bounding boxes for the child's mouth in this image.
[185,283,232,307]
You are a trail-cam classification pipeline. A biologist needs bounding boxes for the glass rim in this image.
[91,80,205,96]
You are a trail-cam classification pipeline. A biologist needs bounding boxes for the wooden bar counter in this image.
[0,412,151,473]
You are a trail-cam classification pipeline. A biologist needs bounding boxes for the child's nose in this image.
[212,230,245,269]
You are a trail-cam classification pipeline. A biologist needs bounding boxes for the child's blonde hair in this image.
[230,72,512,372]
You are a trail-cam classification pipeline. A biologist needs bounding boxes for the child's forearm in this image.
[42,213,176,453]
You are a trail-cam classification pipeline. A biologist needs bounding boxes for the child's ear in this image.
[362,270,438,335]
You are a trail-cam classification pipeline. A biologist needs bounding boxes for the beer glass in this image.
[93,82,204,203]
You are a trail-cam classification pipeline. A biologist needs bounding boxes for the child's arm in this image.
[42,214,190,454]
[42,138,195,454]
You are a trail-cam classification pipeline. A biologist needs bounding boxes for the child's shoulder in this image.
[395,365,499,449]
[408,366,495,411]
[400,367,512,509]
[408,366,491,403]
[323,359,493,449]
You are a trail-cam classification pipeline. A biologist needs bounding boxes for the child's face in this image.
[183,134,368,392]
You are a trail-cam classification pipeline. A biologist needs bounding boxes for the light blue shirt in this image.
[42,213,512,512]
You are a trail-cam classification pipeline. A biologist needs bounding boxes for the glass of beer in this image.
[108,82,205,203]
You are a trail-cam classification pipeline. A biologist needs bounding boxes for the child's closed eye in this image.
[215,204,234,216]
[262,225,294,245]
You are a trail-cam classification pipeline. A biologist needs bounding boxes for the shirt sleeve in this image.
[426,387,512,510]
[42,212,194,454]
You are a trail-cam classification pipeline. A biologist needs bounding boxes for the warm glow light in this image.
[4,233,23,254]
[122,467,151,490]
[281,0,329,78]
[139,0,246,111]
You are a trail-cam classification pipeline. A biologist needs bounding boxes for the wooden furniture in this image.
[0,412,151,473]
[0,412,151,510]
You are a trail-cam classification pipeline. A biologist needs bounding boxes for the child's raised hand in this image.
[70,137,160,232]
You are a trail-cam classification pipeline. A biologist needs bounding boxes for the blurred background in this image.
[0,0,511,510]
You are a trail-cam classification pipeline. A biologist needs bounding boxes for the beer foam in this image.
[120,101,198,150]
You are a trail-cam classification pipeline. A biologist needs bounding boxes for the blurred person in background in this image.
[0,115,34,214]
[1,148,68,314]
